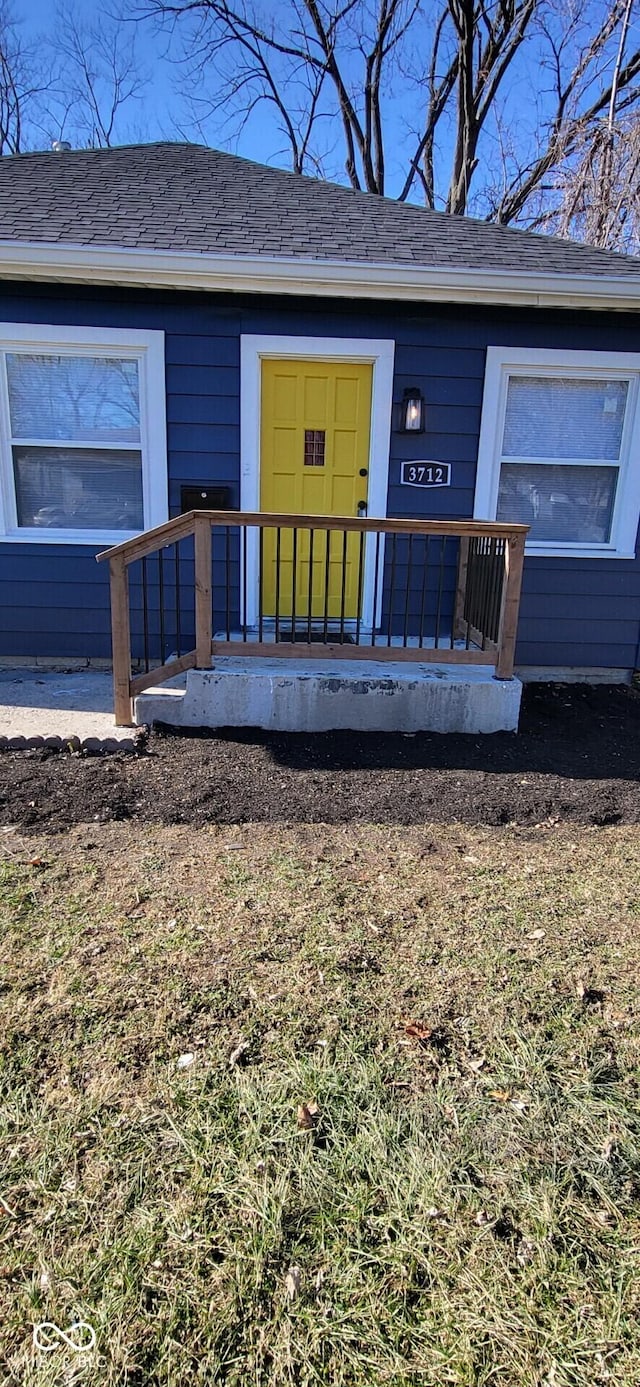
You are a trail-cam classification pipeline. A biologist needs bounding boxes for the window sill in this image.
[0,528,142,547]
[524,543,635,561]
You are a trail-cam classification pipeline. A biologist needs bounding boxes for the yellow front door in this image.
[260,358,373,621]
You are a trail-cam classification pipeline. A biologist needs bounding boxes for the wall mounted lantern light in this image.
[397,386,425,433]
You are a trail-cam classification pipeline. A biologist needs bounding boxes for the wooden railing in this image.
[97,510,528,726]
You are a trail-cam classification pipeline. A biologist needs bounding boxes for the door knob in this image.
[357,500,368,515]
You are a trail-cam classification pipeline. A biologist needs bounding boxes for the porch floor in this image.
[135,657,522,735]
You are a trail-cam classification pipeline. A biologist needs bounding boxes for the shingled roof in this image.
[1,141,640,281]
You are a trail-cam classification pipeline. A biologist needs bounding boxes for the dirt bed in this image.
[0,682,638,832]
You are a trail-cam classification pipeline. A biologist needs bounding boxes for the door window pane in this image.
[304,429,326,466]
[13,446,143,530]
[497,462,617,544]
[503,376,627,460]
[6,354,140,443]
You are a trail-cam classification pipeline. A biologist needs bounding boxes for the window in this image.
[475,348,640,559]
[0,324,167,543]
[304,428,326,466]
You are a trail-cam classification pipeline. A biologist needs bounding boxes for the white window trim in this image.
[475,346,640,560]
[240,334,395,629]
[0,322,168,545]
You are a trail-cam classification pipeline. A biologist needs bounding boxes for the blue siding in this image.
[0,280,639,669]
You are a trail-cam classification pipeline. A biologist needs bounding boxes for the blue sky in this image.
[20,0,315,165]
[22,0,189,145]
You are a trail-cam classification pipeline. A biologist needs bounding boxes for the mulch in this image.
[0,683,638,832]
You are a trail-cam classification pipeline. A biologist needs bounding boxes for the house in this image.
[0,141,639,732]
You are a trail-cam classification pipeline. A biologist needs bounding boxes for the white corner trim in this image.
[474,345,640,559]
[240,334,395,628]
[4,239,640,312]
[0,321,168,545]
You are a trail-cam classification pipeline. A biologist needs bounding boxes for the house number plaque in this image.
[401,461,451,488]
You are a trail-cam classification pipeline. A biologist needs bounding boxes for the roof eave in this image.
[1,239,640,311]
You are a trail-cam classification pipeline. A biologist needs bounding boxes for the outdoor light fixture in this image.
[397,386,425,433]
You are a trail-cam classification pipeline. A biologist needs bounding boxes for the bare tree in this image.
[0,0,152,155]
[0,1,56,153]
[140,0,640,249]
[399,0,539,213]
[485,0,640,228]
[522,112,640,254]
[51,3,150,148]
[141,0,421,190]
[4,0,639,251]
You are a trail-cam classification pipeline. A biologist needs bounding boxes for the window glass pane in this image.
[6,354,140,443]
[497,462,617,544]
[13,446,143,531]
[503,376,627,460]
[304,429,326,466]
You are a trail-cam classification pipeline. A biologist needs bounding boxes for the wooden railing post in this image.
[453,536,470,640]
[194,516,212,668]
[495,534,526,679]
[109,555,134,726]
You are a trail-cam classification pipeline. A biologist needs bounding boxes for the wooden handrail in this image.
[96,511,201,567]
[97,509,529,567]
[98,509,529,725]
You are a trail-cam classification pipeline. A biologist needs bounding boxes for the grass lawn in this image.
[1,819,639,1386]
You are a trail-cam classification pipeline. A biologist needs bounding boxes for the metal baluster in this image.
[465,538,475,649]
[434,535,446,649]
[480,537,493,649]
[387,532,397,646]
[142,557,150,673]
[225,524,231,642]
[371,531,381,648]
[403,533,413,648]
[488,538,504,643]
[275,527,281,644]
[291,527,297,643]
[158,548,166,664]
[450,537,457,649]
[242,527,247,642]
[307,527,314,642]
[488,538,497,644]
[258,527,264,643]
[485,538,495,641]
[174,542,182,658]
[418,535,429,649]
[483,538,495,644]
[355,530,365,646]
[323,528,330,643]
[339,529,347,643]
[497,538,507,639]
[476,536,487,648]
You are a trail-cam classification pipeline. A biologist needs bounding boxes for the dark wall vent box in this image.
[180,485,232,512]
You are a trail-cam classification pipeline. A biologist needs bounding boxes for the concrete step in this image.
[135,657,522,734]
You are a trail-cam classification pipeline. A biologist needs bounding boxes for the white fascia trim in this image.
[0,320,168,545]
[474,345,640,560]
[3,239,640,312]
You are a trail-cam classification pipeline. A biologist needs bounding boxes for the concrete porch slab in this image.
[135,658,522,734]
